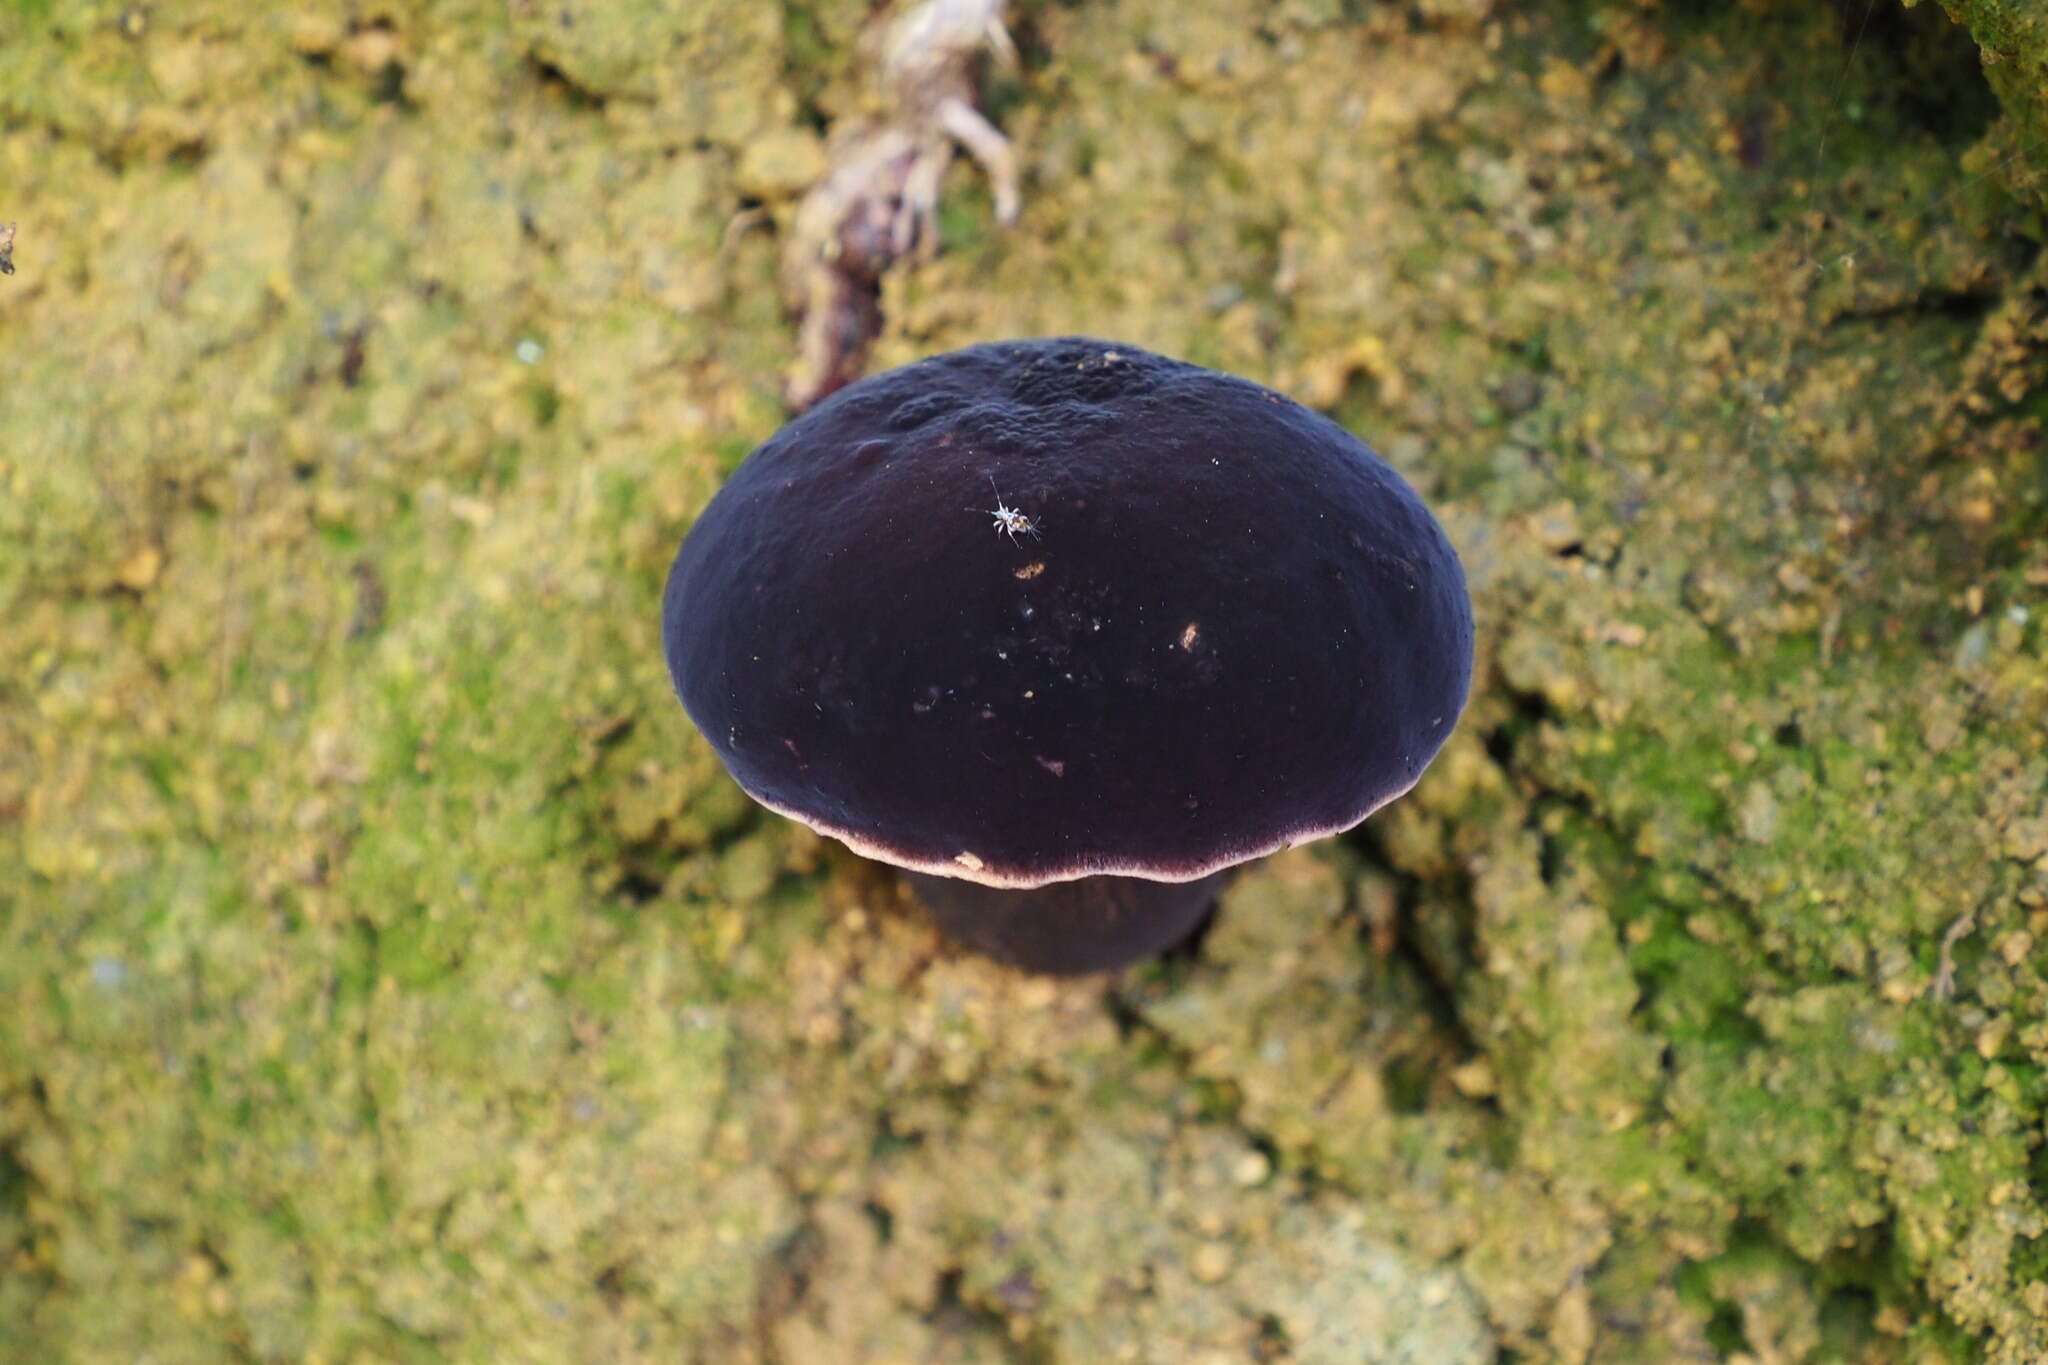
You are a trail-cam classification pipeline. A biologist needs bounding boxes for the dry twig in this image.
[781,0,1021,409]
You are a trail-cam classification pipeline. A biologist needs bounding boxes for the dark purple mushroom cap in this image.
[663,337,1472,889]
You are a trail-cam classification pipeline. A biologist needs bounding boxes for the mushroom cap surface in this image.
[662,337,1473,889]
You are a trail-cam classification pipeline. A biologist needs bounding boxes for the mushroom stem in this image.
[902,870,1228,975]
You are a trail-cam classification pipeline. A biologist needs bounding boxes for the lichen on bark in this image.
[3,0,2048,1361]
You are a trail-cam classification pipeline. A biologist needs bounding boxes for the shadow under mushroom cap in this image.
[662,337,1474,890]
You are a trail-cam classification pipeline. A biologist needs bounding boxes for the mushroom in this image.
[661,337,1472,973]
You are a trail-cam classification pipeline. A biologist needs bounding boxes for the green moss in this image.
[1936,0,2048,205]
[6,0,2048,1359]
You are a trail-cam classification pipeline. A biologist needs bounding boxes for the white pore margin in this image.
[738,775,1424,891]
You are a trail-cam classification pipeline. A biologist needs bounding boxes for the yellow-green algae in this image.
[4,0,2048,1361]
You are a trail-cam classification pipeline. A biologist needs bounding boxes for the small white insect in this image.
[970,475,1040,544]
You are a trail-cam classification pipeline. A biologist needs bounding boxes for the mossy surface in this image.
[4,0,2048,1360]
[1935,0,2048,208]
